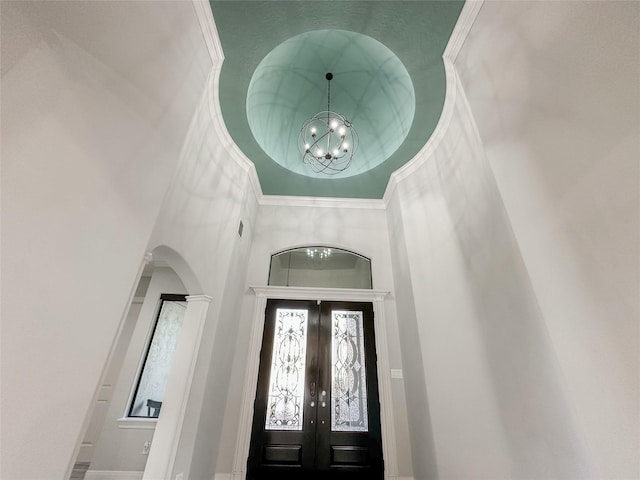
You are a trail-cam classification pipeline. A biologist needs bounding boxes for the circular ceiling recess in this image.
[246,29,416,179]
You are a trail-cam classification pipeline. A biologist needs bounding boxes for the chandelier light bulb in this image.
[306,247,332,260]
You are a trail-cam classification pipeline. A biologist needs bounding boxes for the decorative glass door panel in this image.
[331,310,368,432]
[265,308,308,431]
[248,299,383,480]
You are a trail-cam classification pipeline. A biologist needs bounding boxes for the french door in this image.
[247,299,384,480]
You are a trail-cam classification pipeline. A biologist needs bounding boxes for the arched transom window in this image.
[268,247,372,289]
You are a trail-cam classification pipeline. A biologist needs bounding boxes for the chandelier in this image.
[299,73,358,175]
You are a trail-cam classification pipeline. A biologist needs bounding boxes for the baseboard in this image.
[213,474,412,480]
[85,471,143,480]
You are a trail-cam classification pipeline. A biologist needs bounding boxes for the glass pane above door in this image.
[269,247,372,289]
[265,308,309,431]
[331,310,369,432]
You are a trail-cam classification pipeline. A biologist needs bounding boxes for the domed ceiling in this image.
[210,1,465,199]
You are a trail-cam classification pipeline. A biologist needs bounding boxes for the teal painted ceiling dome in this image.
[212,0,465,198]
[246,29,415,179]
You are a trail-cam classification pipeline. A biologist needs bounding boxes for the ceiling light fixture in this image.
[299,73,358,175]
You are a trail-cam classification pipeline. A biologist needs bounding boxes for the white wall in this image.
[0,2,211,478]
[77,276,148,465]
[387,60,590,478]
[214,200,415,478]
[88,267,187,474]
[144,66,261,479]
[386,193,439,480]
[457,2,639,478]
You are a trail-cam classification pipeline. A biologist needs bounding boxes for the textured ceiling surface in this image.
[210,1,465,198]
[247,29,415,179]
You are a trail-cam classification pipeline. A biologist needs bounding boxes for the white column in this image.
[143,295,213,480]
[231,291,268,480]
[372,293,398,480]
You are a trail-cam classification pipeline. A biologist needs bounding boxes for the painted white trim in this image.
[85,471,143,480]
[371,292,399,480]
[384,1,483,204]
[232,286,398,480]
[230,293,270,480]
[259,194,386,210]
[250,285,389,302]
[194,0,262,204]
[213,474,232,480]
[443,0,484,63]
[186,294,214,303]
[216,474,406,480]
[191,0,262,200]
[383,57,458,204]
[206,64,264,202]
[191,0,224,65]
[116,417,157,430]
[194,0,264,203]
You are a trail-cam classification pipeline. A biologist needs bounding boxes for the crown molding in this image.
[444,0,484,63]
[193,0,264,203]
[195,0,482,207]
[383,57,458,205]
[206,66,264,201]
[192,0,224,65]
[383,0,482,206]
[259,194,386,210]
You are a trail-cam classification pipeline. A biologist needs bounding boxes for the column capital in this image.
[186,294,213,303]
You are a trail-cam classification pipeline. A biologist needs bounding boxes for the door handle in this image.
[310,382,317,407]
[320,390,327,408]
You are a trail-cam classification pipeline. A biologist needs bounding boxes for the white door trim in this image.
[231,286,398,480]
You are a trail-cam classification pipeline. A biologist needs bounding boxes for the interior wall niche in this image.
[268,247,372,289]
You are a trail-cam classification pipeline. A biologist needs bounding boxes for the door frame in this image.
[231,286,398,480]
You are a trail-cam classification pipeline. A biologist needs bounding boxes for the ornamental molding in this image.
[186,294,213,303]
[250,285,389,302]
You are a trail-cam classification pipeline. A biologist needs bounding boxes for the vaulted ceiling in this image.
[210,1,465,198]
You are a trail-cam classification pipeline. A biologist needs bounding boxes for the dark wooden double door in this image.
[247,299,384,480]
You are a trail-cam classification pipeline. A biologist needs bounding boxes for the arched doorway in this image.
[72,247,202,479]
